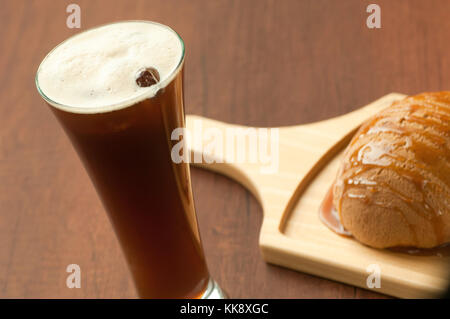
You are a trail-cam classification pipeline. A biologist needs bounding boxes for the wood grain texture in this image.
[1,0,450,298]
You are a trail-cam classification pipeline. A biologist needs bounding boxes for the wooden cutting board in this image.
[185,93,449,298]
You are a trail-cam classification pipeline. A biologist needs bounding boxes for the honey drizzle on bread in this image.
[332,92,450,248]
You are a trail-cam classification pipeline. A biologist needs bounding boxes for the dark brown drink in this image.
[51,68,209,298]
[36,21,224,299]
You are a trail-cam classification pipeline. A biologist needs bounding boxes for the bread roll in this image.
[332,92,450,248]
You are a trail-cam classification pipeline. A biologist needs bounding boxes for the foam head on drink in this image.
[36,21,210,298]
[37,21,183,111]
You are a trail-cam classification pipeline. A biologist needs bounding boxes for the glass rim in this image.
[35,20,186,114]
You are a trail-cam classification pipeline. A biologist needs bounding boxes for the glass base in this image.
[200,279,227,299]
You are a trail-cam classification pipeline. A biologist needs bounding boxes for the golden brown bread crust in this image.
[333,92,450,248]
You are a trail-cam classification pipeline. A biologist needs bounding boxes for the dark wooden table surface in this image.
[1,0,450,298]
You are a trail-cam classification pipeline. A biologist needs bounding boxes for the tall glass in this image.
[35,21,225,299]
